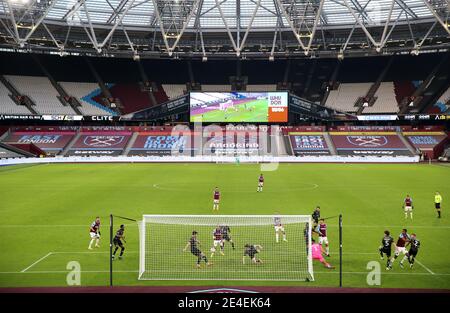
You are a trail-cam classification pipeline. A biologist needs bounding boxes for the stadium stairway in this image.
[0,129,10,142]
[274,128,288,156]
[0,142,35,157]
[122,132,139,156]
[282,132,294,156]
[61,130,81,156]
[323,132,337,155]
[397,130,418,156]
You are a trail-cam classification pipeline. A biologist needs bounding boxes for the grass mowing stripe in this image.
[0,271,449,276]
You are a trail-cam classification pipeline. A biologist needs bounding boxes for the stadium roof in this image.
[0,0,449,59]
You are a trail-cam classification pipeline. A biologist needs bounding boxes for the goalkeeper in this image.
[242,244,263,264]
[183,231,211,268]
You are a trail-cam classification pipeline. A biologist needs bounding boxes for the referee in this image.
[435,191,442,218]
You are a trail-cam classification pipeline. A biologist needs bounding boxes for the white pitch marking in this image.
[21,252,53,273]
[415,260,435,275]
[0,270,449,276]
[51,251,138,254]
[151,182,319,192]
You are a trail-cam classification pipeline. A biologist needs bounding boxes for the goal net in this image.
[138,215,314,281]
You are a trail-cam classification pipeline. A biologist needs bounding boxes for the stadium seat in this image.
[364,82,399,113]
[59,82,114,115]
[0,80,33,114]
[325,83,372,113]
[5,75,77,115]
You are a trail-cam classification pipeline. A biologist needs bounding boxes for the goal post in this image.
[138,215,314,281]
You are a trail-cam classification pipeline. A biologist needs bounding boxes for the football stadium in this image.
[0,0,449,304]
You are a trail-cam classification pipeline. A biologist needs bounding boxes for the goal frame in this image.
[138,214,314,281]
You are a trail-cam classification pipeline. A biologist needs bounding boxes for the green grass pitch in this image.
[191,99,268,123]
[0,163,449,289]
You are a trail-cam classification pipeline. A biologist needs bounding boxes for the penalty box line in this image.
[19,251,139,272]
[21,252,53,273]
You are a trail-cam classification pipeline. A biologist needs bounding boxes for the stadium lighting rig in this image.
[0,0,449,59]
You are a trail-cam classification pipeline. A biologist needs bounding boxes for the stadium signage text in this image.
[144,136,186,150]
[91,116,114,121]
[293,135,326,150]
[408,136,439,145]
[18,135,61,144]
[71,150,117,155]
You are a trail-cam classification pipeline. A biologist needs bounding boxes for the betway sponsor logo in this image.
[209,142,259,149]
[353,150,394,155]
[72,150,116,155]
[188,288,258,294]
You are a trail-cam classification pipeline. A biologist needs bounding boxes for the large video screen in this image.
[189,92,288,123]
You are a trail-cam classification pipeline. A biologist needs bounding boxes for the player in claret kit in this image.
[210,225,225,257]
[273,212,287,243]
[257,174,264,192]
[403,195,414,220]
[317,219,330,257]
[213,187,220,211]
[401,233,421,269]
[379,230,394,270]
[388,229,410,269]
[88,216,101,250]
[311,239,334,269]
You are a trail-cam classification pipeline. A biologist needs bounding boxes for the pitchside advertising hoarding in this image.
[5,132,75,153]
[129,134,193,156]
[331,133,414,156]
[0,115,120,121]
[289,133,330,155]
[189,92,288,123]
[203,133,261,155]
[66,133,131,156]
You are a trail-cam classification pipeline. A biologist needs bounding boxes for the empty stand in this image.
[246,85,277,92]
[163,84,186,99]
[108,83,153,115]
[364,82,399,113]
[152,83,169,104]
[59,82,114,115]
[325,83,371,112]
[0,145,23,158]
[430,86,450,113]
[202,85,231,92]
[5,75,76,115]
[0,80,32,114]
